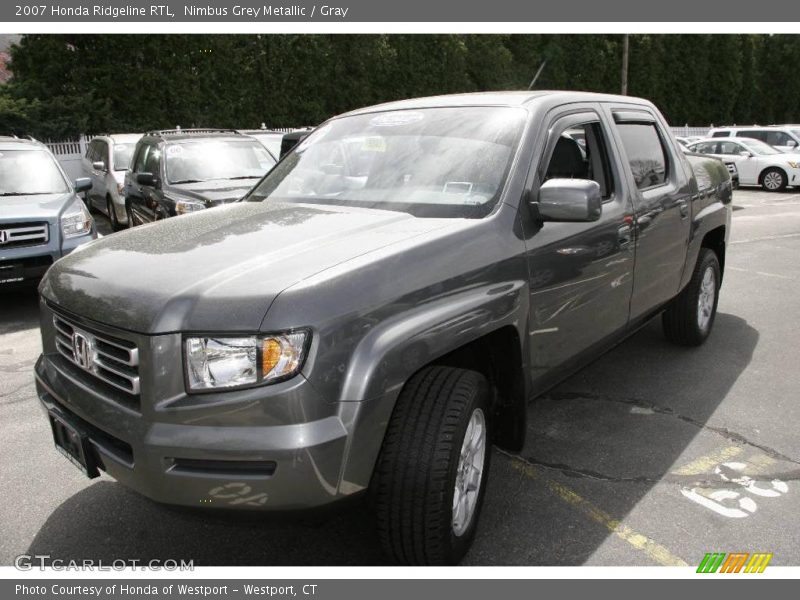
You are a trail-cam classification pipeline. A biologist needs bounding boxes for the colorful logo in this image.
[697,552,773,573]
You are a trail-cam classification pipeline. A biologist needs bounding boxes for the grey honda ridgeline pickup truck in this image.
[35,92,732,565]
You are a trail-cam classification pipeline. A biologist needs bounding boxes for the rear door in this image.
[523,106,636,384]
[605,106,693,321]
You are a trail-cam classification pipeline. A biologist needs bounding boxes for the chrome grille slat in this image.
[52,315,141,397]
[0,222,49,248]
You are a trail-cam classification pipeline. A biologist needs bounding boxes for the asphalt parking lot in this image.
[1,189,799,567]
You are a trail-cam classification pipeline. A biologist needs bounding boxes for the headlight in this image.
[185,331,309,391]
[60,197,94,238]
[175,198,206,215]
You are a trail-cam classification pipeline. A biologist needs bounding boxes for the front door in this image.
[522,107,636,385]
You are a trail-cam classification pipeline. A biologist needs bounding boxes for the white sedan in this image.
[688,137,800,192]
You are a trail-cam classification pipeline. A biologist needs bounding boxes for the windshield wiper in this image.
[226,176,262,180]
[170,179,206,184]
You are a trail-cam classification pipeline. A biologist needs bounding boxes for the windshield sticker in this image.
[370,111,425,127]
[166,145,183,156]
[114,144,127,151]
[362,137,387,152]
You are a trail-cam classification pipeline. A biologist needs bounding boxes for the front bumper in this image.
[35,352,352,511]
[0,230,95,288]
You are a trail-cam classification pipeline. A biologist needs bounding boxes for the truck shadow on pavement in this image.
[26,312,758,565]
[0,288,40,336]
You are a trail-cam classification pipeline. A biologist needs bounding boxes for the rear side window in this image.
[616,123,668,190]
[711,130,729,138]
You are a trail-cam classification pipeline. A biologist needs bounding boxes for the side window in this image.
[616,122,668,190]
[766,131,791,146]
[144,146,161,176]
[718,141,742,155]
[711,130,729,138]
[85,140,94,160]
[96,140,108,168]
[543,121,614,200]
[132,145,150,173]
[694,142,716,154]
[740,130,767,143]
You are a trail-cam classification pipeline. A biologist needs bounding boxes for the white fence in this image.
[670,126,712,138]
[44,135,89,181]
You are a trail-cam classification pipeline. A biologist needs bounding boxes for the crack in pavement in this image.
[507,453,800,487]
[539,390,800,467]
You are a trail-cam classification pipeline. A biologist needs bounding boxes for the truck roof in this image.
[340,90,652,117]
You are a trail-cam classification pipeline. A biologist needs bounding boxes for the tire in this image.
[107,196,121,231]
[125,203,135,229]
[373,366,491,565]
[761,168,787,192]
[662,248,721,346]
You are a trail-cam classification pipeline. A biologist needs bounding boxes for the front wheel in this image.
[107,196,122,231]
[662,248,721,346]
[761,168,787,192]
[372,366,491,565]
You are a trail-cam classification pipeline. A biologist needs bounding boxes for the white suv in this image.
[708,126,800,153]
[81,134,141,230]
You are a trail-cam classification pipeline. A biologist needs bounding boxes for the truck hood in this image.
[170,179,258,206]
[0,192,77,223]
[40,201,453,334]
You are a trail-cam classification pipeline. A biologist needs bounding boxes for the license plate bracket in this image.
[48,411,99,478]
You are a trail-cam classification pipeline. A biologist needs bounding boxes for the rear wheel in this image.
[761,168,787,192]
[372,366,491,565]
[662,248,720,346]
[125,203,135,228]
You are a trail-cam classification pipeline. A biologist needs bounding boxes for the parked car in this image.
[688,137,800,191]
[124,129,276,226]
[81,133,141,230]
[0,136,96,289]
[675,135,704,147]
[680,144,740,189]
[35,91,731,565]
[237,128,282,160]
[708,125,800,153]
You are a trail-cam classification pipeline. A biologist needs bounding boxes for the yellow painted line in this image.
[671,446,743,476]
[747,454,776,472]
[509,457,688,566]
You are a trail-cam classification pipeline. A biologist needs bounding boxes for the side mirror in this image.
[92,160,106,171]
[739,151,752,158]
[73,177,92,193]
[136,172,157,187]
[535,179,602,222]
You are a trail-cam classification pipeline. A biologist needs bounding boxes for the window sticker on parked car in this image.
[361,137,387,152]
[167,145,184,156]
[370,111,425,127]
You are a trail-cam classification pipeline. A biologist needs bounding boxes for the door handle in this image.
[617,223,633,249]
[678,200,689,218]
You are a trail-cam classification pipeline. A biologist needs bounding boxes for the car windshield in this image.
[246,106,527,218]
[112,143,136,171]
[742,139,781,155]
[165,139,277,184]
[791,130,800,141]
[0,149,70,196]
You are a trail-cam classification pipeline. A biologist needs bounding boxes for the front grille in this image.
[0,222,49,248]
[53,315,141,396]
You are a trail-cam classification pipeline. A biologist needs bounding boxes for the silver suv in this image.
[1,137,97,288]
[81,134,141,230]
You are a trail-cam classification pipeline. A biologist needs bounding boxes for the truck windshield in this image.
[112,143,136,171]
[165,139,277,184]
[0,149,70,196]
[246,106,527,218]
